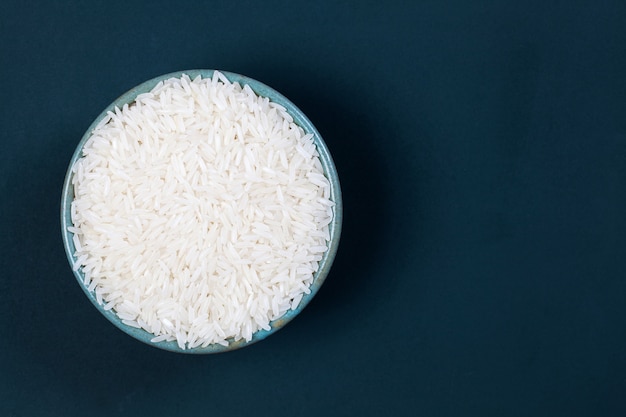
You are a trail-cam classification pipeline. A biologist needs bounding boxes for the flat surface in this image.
[1,1,625,416]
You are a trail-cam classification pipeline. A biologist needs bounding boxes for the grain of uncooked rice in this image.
[69,72,334,349]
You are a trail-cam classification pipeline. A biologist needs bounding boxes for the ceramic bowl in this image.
[60,70,342,353]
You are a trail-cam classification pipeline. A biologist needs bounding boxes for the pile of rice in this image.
[69,72,334,349]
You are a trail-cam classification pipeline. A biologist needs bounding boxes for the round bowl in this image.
[60,69,342,353]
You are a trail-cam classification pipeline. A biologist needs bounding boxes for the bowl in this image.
[60,69,342,353]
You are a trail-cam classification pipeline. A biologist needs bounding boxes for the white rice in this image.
[70,72,334,349]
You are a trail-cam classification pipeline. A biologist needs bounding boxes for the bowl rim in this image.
[60,69,343,354]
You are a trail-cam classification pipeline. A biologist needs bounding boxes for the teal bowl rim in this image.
[60,69,343,354]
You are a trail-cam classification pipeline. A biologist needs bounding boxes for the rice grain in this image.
[69,72,333,349]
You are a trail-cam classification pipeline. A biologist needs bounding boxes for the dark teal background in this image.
[1,1,625,416]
